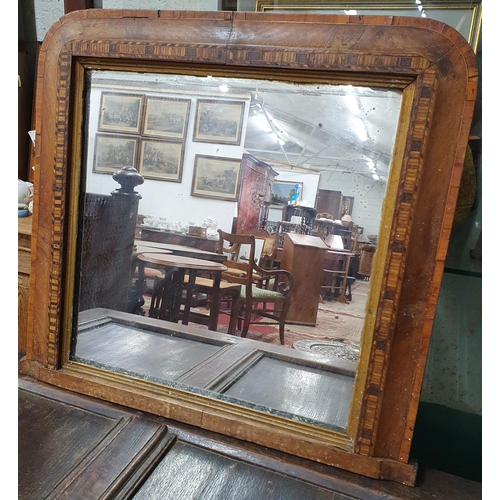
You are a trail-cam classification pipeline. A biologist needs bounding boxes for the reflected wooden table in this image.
[134,239,225,263]
[136,252,228,331]
[322,250,356,304]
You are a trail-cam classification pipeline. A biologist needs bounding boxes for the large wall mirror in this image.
[21,10,476,486]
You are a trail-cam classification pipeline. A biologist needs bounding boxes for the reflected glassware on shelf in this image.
[142,214,156,227]
[170,221,181,233]
[157,217,169,230]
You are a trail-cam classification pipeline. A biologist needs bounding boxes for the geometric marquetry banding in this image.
[47,50,73,369]
[354,72,438,456]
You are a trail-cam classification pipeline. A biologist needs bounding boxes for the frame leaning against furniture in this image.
[255,0,482,52]
[22,10,476,485]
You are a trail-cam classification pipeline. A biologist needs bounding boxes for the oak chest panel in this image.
[18,216,32,351]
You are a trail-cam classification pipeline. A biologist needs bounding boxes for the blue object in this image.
[18,209,30,218]
[289,183,300,203]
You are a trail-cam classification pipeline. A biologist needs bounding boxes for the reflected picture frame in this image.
[271,181,303,208]
[191,155,242,201]
[138,139,184,182]
[255,0,482,52]
[142,96,191,140]
[193,99,245,145]
[98,92,143,134]
[93,133,138,174]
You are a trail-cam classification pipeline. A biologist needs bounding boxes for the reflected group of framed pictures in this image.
[93,91,244,200]
[93,92,190,182]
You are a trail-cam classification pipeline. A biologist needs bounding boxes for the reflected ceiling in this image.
[93,72,402,182]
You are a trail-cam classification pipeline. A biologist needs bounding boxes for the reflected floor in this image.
[141,278,370,350]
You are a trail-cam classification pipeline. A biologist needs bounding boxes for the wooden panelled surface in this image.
[18,216,32,351]
[19,376,481,500]
[76,308,355,430]
[18,377,173,500]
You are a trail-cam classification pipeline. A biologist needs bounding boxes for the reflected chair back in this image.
[217,229,294,345]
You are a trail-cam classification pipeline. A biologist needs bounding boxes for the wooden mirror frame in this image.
[20,10,476,486]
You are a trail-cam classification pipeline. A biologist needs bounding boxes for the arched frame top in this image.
[21,10,477,486]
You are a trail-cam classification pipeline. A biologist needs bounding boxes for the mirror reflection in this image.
[73,69,402,432]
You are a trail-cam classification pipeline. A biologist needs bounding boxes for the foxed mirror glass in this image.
[22,10,476,485]
[73,68,401,433]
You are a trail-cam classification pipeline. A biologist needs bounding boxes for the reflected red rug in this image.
[144,297,364,349]
[188,307,363,349]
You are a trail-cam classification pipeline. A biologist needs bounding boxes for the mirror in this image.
[73,68,402,433]
[22,10,476,485]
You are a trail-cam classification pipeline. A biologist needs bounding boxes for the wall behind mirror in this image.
[85,71,401,237]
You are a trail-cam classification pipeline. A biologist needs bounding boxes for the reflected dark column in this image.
[78,166,144,315]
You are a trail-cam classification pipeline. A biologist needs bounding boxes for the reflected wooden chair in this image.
[217,229,294,345]
[245,228,277,270]
[316,212,334,220]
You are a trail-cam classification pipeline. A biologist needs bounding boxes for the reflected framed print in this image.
[93,133,138,174]
[138,139,184,182]
[191,155,242,201]
[193,99,245,145]
[98,92,143,134]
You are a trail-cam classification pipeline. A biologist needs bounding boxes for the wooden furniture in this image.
[79,167,144,313]
[358,244,376,280]
[217,229,294,344]
[19,377,482,500]
[133,240,239,329]
[322,250,356,304]
[280,233,329,325]
[236,153,278,233]
[18,216,32,351]
[141,227,218,253]
[316,190,355,220]
[136,252,228,331]
[282,204,316,229]
[22,10,477,486]
[135,239,226,263]
[243,228,277,270]
[272,220,306,265]
[313,216,343,240]
[316,189,342,219]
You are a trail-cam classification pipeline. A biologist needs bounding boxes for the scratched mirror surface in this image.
[72,69,402,432]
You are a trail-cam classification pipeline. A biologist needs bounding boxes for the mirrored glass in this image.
[72,69,402,432]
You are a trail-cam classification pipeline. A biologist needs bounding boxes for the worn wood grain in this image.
[18,378,173,500]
